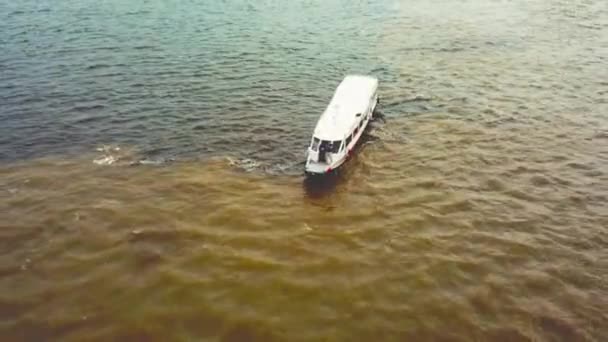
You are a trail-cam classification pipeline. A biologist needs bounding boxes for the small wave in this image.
[134,159,163,166]
[224,156,302,175]
[227,157,261,172]
[93,145,174,167]
[124,10,151,16]
[93,155,117,165]
[72,104,105,113]
[133,45,155,50]
[86,64,111,70]
[404,94,433,102]
[129,158,174,166]
[593,131,608,139]
[96,145,121,153]
[93,145,126,166]
[385,94,433,107]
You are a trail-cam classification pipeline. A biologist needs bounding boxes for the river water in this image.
[1,0,607,340]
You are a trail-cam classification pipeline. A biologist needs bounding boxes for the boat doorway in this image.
[318,141,330,163]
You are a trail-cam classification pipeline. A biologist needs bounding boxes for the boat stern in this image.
[305,150,345,175]
[305,160,331,175]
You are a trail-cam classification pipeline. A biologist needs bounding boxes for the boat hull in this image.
[304,75,379,175]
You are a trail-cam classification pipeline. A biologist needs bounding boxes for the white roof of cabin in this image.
[313,75,378,141]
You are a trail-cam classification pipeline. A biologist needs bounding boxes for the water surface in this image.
[1,0,607,340]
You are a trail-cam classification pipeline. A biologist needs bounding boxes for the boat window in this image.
[311,137,320,151]
[319,140,330,151]
[331,140,341,153]
[346,135,352,147]
[354,126,359,135]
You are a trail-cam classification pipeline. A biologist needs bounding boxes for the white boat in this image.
[305,75,379,175]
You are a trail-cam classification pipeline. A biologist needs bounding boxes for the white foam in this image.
[93,155,117,165]
[227,157,261,171]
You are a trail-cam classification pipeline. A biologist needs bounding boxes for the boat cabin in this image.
[305,75,379,174]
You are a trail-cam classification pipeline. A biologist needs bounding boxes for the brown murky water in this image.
[1,0,608,341]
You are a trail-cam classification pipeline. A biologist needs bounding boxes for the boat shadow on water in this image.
[302,170,342,198]
[302,111,385,198]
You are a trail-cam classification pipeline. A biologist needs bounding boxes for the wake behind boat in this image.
[305,75,379,175]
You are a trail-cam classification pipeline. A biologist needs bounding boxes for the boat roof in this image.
[313,75,378,141]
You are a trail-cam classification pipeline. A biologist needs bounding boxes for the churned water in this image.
[1,0,607,340]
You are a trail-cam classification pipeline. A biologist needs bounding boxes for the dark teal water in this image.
[1,0,401,165]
